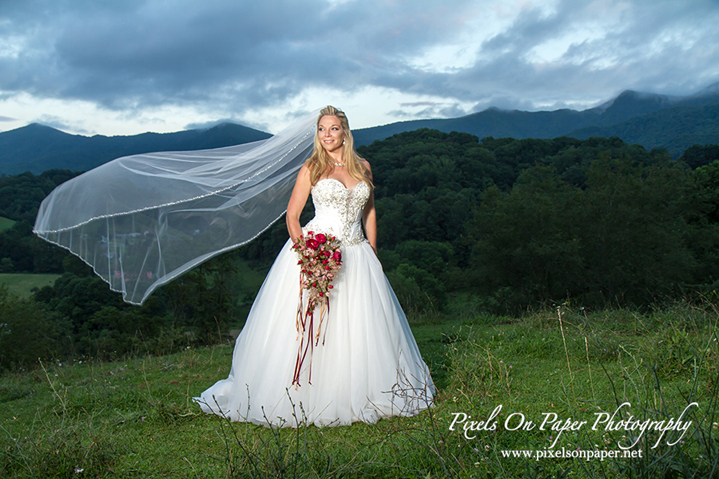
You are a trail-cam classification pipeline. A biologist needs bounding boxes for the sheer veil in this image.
[34,111,318,305]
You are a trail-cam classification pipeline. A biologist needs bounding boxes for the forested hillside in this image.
[2,132,719,369]
[568,103,719,156]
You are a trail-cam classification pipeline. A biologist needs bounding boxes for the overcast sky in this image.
[1,0,718,136]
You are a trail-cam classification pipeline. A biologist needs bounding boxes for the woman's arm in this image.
[286,164,312,242]
[361,161,377,255]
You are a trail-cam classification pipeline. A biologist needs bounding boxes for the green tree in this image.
[578,156,695,303]
[161,253,238,343]
[470,167,585,310]
[0,286,69,370]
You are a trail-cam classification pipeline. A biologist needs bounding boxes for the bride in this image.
[194,106,435,427]
[32,104,434,428]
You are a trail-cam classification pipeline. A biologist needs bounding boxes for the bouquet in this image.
[291,231,342,386]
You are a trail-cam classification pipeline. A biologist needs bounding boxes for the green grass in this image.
[0,217,15,232]
[0,274,61,298]
[1,304,718,477]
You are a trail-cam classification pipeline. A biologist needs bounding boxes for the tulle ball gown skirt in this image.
[194,240,435,427]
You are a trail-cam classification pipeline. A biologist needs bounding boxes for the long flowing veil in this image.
[34,111,318,305]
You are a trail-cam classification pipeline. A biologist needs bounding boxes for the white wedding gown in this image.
[195,178,435,427]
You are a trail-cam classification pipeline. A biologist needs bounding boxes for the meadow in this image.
[2,116,718,478]
[1,302,717,478]
[0,273,61,297]
[0,217,15,232]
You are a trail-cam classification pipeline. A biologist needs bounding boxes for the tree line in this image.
[363,132,719,313]
[1,133,718,369]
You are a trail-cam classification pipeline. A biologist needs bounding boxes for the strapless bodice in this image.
[303,178,370,247]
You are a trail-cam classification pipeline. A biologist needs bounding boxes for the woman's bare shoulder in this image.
[294,163,313,186]
[298,162,312,176]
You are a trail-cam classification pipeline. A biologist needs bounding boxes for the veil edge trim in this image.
[34,130,313,234]
[35,210,289,306]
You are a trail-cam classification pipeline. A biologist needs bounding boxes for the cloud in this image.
[399,101,439,108]
[1,0,717,134]
[370,0,719,109]
[390,101,469,119]
[1,1,469,108]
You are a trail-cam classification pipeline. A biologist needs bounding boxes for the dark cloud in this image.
[390,101,469,120]
[400,101,438,107]
[368,0,719,110]
[1,0,470,111]
[1,0,717,127]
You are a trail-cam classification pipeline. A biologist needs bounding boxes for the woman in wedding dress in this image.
[195,106,435,427]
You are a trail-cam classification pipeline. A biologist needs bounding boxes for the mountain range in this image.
[2,83,718,174]
[352,83,719,153]
[0,123,271,175]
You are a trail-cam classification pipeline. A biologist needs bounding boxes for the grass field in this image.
[1,304,717,478]
[0,217,15,232]
[0,274,61,297]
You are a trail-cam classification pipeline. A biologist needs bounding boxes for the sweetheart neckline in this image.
[314,178,362,191]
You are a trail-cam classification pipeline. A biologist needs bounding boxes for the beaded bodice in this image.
[303,178,370,247]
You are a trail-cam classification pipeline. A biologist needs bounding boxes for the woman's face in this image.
[317,115,345,154]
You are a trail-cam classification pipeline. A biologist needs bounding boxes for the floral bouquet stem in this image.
[291,231,342,387]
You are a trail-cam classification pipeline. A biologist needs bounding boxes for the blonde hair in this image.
[306,106,373,189]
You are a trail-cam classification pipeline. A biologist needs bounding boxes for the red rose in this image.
[316,233,327,243]
[332,251,342,261]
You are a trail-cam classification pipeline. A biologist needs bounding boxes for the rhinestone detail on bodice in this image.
[303,178,370,247]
